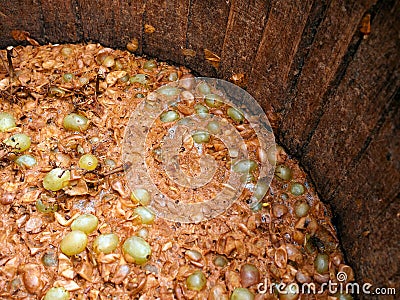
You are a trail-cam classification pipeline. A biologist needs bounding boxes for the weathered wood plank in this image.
[143,0,189,64]
[285,0,331,98]
[330,98,400,287]
[247,0,313,112]
[0,0,44,45]
[279,0,376,155]
[41,0,79,43]
[113,0,145,51]
[184,0,231,76]
[218,0,270,81]
[302,0,400,199]
[78,0,120,47]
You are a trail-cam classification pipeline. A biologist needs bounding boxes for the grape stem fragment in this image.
[100,162,131,177]
[6,46,15,79]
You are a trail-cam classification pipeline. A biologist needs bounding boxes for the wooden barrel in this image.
[1,0,398,292]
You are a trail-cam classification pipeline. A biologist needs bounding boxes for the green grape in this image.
[194,104,209,118]
[130,74,148,84]
[49,86,65,97]
[93,233,119,254]
[4,133,31,152]
[168,72,178,81]
[134,206,155,225]
[0,112,16,132]
[144,59,157,70]
[60,230,88,256]
[42,168,71,191]
[44,287,70,300]
[160,110,179,122]
[290,182,305,196]
[157,86,180,96]
[192,131,210,143]
[123,236,151,265]
[275,165,292,181]
[36,199,58,213]
[253,181,269,200]
[41,252,58,267]
[197,82,211,95]
[186,270,207,291]
[115,59,123,70]
[137,228,149,239]
[130,188,151,206]
[213,255,228,267]
[70,214,98,234]
[230,288,254,300]
[61,47,73,57]
[314,253,329,274]
[15,154,37,167]
[118,74,130,83]
[63,113,89,132]
[207,120,220,134]
[294,200,310,217]
[227,107,244,123]
[102,55,115,68]
[78,154,98,171]
[205,94,223,108]
[63,73,74,82]
[232,159,258,174]
[267,145,284,165]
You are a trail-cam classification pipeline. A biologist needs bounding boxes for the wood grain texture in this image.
[279,0,376,155]
[78,0,120,46]
[143,0,189,64]
[303,0,400,199]
[219,0,270,80]
[77,0,144,49]
[41,0,79,43]
[0,0,44,45]
[246,0,313,112]
[184,0,231,76]
[331,97,399,288]
[285,0,331,105]
[113,0,145,52]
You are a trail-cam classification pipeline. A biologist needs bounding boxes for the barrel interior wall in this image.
[0,0,399,291]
